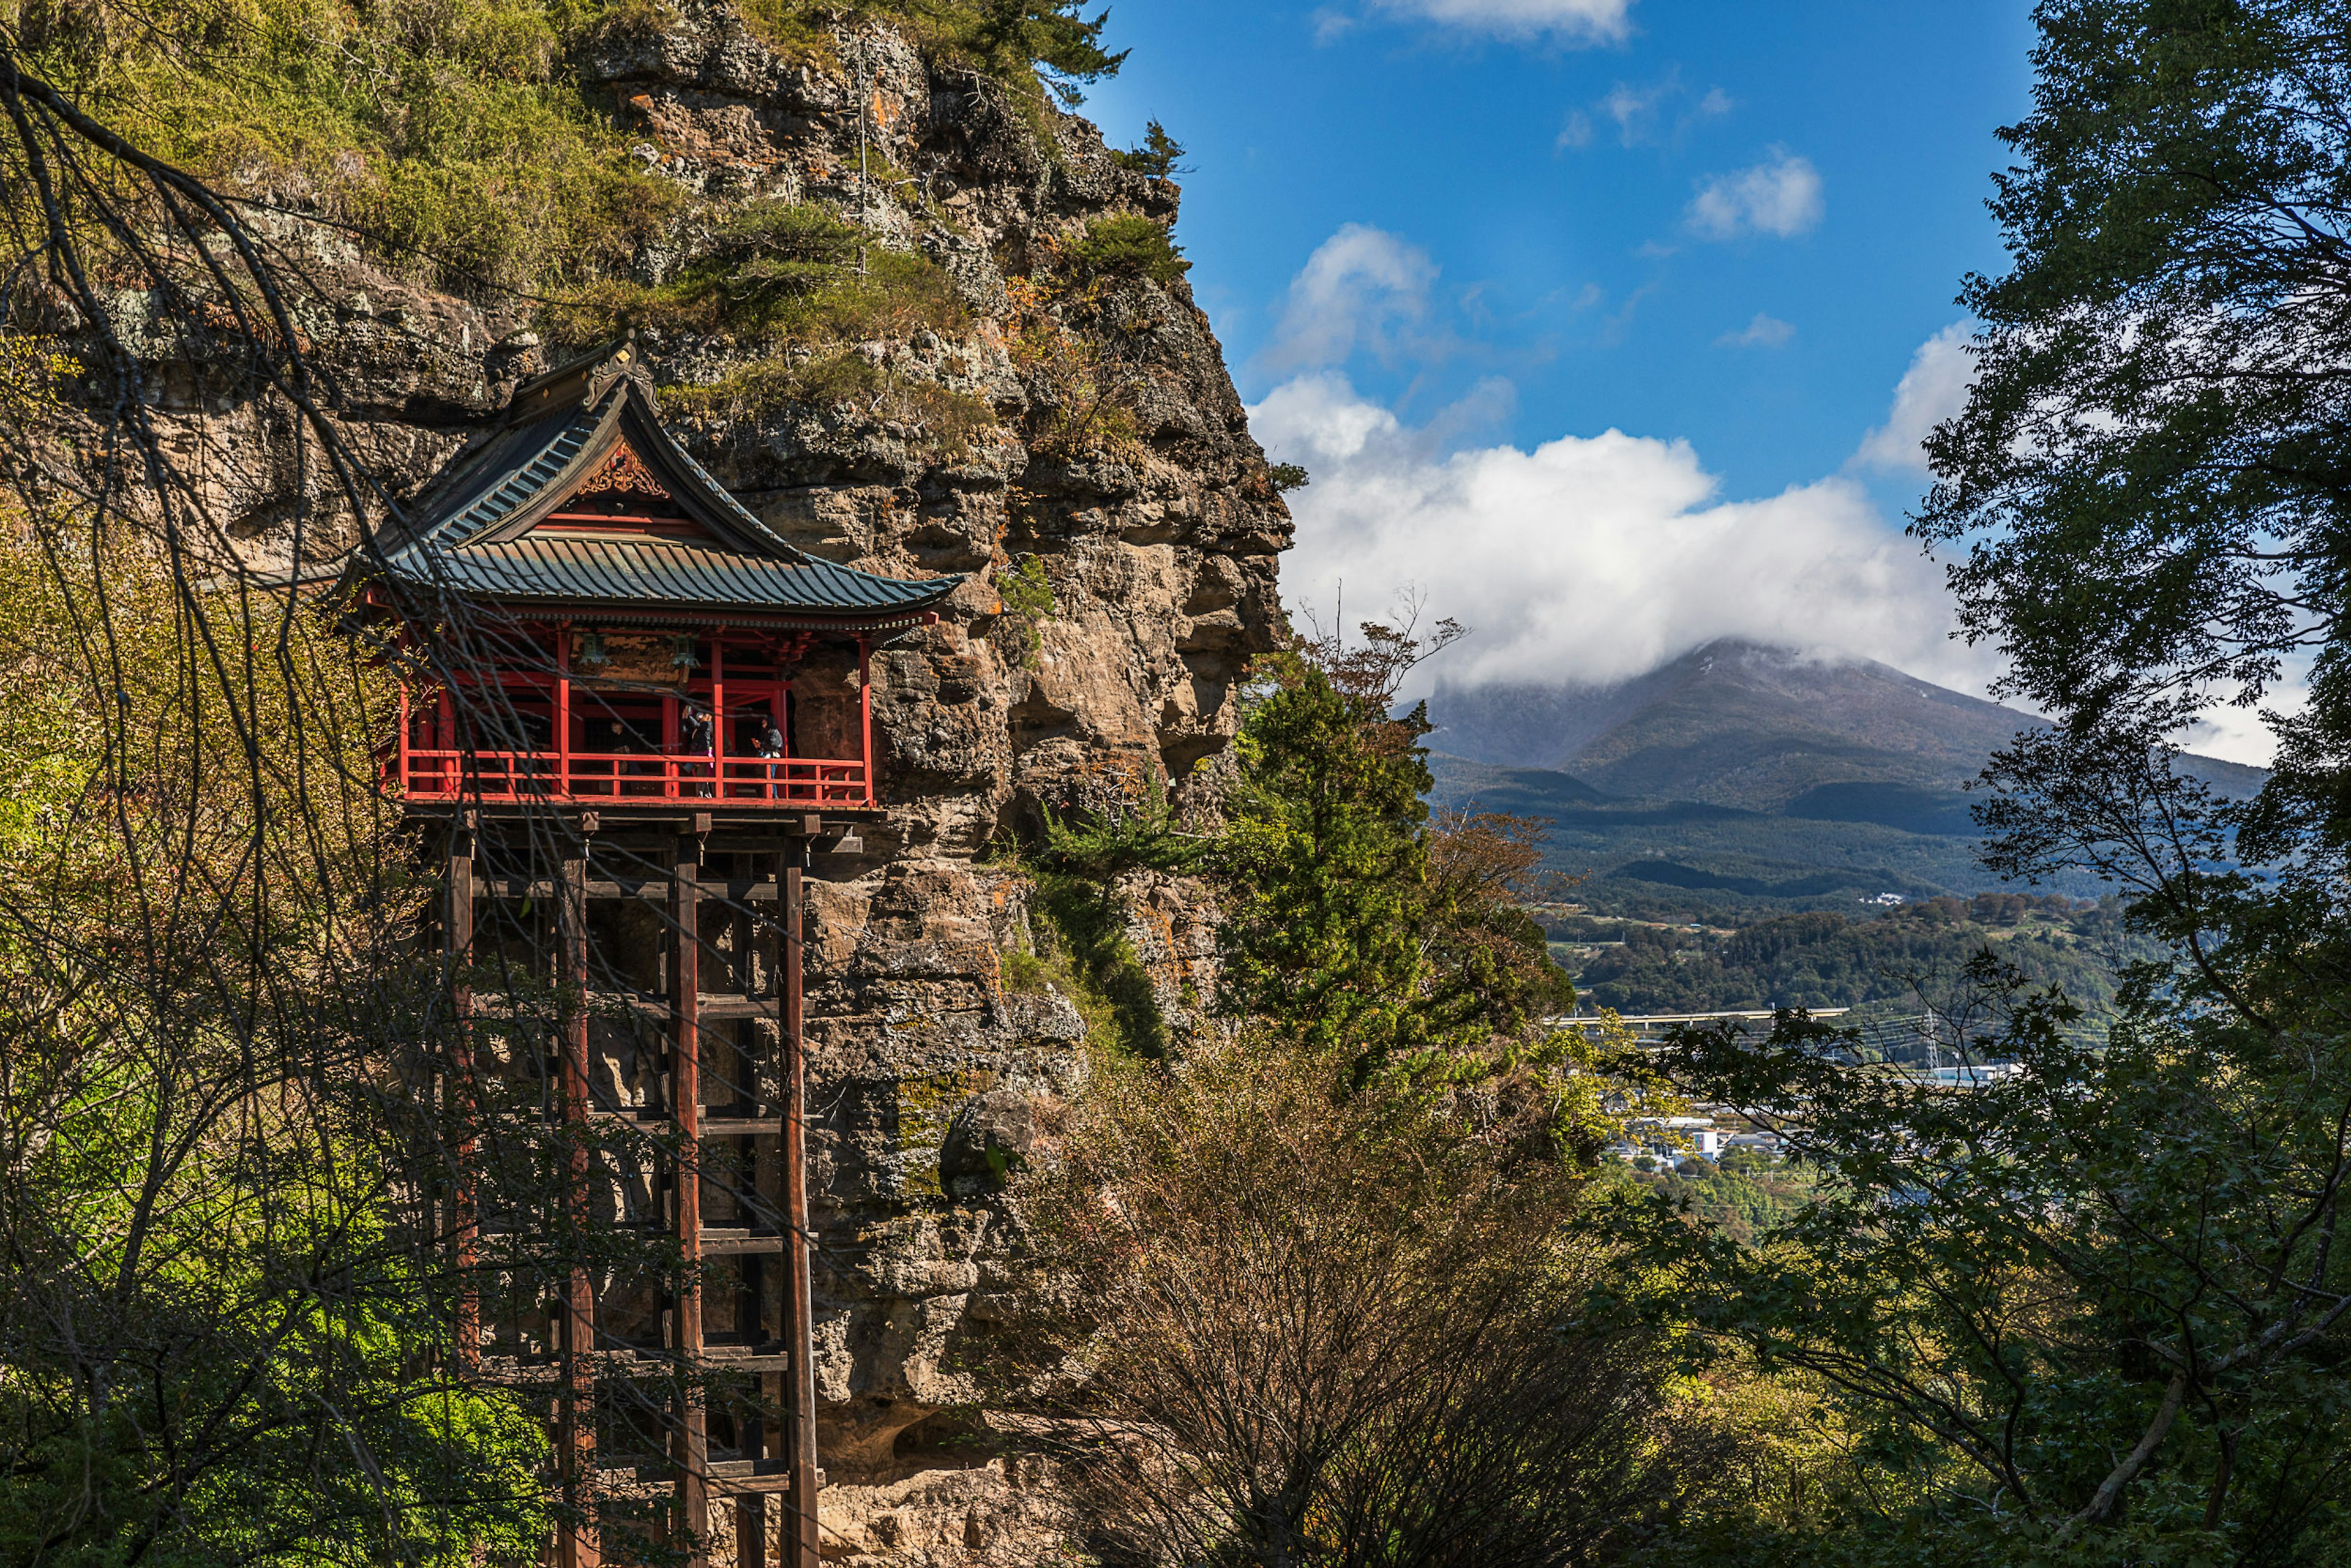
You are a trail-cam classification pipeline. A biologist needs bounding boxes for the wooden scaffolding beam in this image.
[672,825,709,1564]
[443,813,829,1567]
[782,829,820,1567]
[559,842,601,1568]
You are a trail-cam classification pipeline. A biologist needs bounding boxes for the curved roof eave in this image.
[364,345,967,619]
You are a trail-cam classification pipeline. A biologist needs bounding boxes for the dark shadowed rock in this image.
[940,1089,1041,1196]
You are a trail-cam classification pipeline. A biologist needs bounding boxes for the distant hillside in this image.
[1425,642,2268,918]
[1430,752,1997,915]
[1428,639,2267,815]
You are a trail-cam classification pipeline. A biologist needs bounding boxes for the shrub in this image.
[736,0,1125,110]
[659,350,994,454]
[1024,1038,1713,1568]
[1065,212,1190,285]
[994,554,1056,661]
[544,204,966,348]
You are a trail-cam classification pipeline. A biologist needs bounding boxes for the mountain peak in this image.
[1426,642,2034,810]
[1427,643,2266,812]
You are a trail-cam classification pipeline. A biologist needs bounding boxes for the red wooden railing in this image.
[399,749,870,808]
[388,627,878,812]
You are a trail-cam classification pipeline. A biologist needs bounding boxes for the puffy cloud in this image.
[1717,312,1794,349]
[1854,322,1976,471]
[1267,223,1441,370]
[1251,373,1989,698]
[1686,151,1824,240]
[1359,0,1635,42]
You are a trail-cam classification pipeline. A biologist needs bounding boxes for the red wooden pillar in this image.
[672,829,708,1563]
[710,632,726,800]
[782,828,820,1566]
[556,626,574,802]
[558,844,599,1568]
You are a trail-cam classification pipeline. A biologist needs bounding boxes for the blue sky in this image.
[1057,1,2282,749]
[1084,0,2036,503]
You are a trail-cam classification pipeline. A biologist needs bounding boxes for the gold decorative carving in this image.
[576,442,669,500]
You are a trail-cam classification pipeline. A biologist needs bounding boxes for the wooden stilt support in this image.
[782,825,820,1567]
[743,887,774,1568]
[449,820,480,1373]
[738,1236,768,1568]
[672,827,709,1565]
[558,843,601,1568]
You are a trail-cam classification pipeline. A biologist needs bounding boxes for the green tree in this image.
[1640,3,2351,1561]
[0,521,553,1564]
[1215,618,1571,1081]
[1110,118,1188,176]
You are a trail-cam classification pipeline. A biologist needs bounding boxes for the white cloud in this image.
[1251,372,1989,698]
[1359,0,1635,42]
[1562,72,1731,151]
[1267,223,1441,370]
[1717,312,1794,349]
[1600,78,1668,143]
[1686,150,1824,240]
[1310,6,1358,43]
[1854,322,1975,472]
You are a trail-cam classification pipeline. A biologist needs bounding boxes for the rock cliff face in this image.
[124,10,1286,1562]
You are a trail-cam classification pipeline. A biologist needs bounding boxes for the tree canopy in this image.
[1628,4,2351,1561]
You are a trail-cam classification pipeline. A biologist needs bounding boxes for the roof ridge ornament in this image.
[584,339,654,407]
[503,332,656,423]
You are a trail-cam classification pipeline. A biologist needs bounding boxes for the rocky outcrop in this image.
[73,9,1286,1562]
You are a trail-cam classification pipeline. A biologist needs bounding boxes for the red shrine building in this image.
[367,340,959,1568]
[381,339,955,812]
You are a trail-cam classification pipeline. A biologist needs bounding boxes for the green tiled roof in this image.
[375,343,959,624]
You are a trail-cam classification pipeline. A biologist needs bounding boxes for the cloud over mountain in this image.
[1250,372,1985,697]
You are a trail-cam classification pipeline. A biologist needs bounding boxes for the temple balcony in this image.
[392,625,877,814]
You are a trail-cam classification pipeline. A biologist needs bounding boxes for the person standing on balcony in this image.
[681,700,713,797]
[753,715,786,800]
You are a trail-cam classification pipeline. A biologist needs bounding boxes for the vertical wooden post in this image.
[556,626,573,801]
[449,822,479,1372]
[857,637,873,809]
[710,632,726,800]
[671,830,708,1564]
[782,827,820,1566]
[558,843,599,1568]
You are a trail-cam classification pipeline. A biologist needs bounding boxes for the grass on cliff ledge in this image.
[10,0,681,290]
[547,201,996,441]
[9,0,1121,296]
[543,204,969,343]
